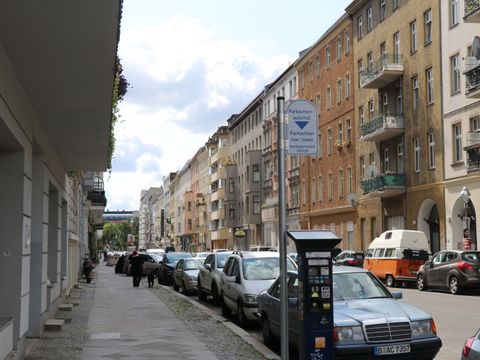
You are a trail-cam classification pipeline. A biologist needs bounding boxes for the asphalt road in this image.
[183,286,478,360]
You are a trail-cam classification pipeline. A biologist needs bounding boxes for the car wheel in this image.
[449,276,460,295]
[262,315,275,348]
[198,280,207,301]
[211,284,220,305]
[221,293,231,317]
[417,274,427,291]
[172,279,179,291]
[386,275,395,287]
[237,301,248,328]
[181,280,189,295]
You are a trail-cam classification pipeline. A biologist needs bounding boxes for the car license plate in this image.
[374,344,411,355]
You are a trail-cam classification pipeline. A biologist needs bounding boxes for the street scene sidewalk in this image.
[25,263,276,360]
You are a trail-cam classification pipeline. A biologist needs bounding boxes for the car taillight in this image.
[458,261,474,271]
[463,337,475,358]
[347,259,359,266]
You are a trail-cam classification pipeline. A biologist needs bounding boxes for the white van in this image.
[364,230,430,287]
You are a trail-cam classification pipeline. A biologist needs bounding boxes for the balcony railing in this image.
[465,131,480,173]
[465,0,480,22]
[360,55,404,89]
[465,57,480,98]
[360,113,404,142]
[361,173,406,198]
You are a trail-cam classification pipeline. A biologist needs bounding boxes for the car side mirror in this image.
[391,291,402,300]
[288,297,299,307]
[204,264,212,271]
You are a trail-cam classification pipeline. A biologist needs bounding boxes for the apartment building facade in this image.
[440,0,480,251]
[139,187,161,249]
[297,14,358,250]
[228,94,264,250]
[190,146,210,251]
[347,0,445,252]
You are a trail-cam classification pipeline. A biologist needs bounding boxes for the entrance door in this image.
[428,205,440,254]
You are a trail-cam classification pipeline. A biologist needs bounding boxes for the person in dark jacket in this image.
[128,250,144,287]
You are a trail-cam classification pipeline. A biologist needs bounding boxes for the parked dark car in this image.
[462,328,480,360]
[259,267,442,359]
[125,252,161,276]
[157,252,192,285]
[334,250,365,267]
[416,250,480,294]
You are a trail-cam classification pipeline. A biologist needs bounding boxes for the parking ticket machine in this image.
[287,230,341,360]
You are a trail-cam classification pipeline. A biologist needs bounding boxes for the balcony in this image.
[464,57,480,98]
[360,55,404,89]
[210,167,225,182]
[210,188,225,202]
[361,173,406,198]
[360,114,404,142]
[211,208,225,221]
[211,228,230,240]
[465,131,480,173]
[465,0,480,22]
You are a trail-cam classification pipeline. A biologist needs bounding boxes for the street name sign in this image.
[286,100,318,156]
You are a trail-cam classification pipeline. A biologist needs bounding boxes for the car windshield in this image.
[185,259,203,270]
[243,257,297,280]
[165,253,190,264]
[217,252,231,268]
[462,252,480,263]
[333,272,391,301]
[195,252,211,258]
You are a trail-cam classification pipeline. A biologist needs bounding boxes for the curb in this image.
[157,285,280,360]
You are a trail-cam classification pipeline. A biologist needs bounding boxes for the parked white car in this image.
[197,251,232,304]
[219,251,297,327]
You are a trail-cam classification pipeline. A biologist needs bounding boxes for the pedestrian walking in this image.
[128,250,144,287]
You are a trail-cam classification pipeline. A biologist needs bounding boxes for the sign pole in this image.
[277,96,289,359]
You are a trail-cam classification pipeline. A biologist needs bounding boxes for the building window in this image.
[380,42,386,58]
[360,156,365,179]
[453,123,462,162]
[228,178,235,193]
[253,195,260,214]
[302,180,306,206]
[368,100,374,120]
[319,176,324,202]
[413,137,420,172]
[316,56,320,77]
[338,169,344,199]
[327,128,333,155]
[359,105,365,124]
[346,73,351,98]
[338,122,344,142]
[410,20,417,53]
[367,7,373,31]
[346,118,352,142]
[358,58,364,86]
[357,16,363,39]
[309,61,314,82]
[328,173,333,201]
[380,0,387,21]
[316,94,321,114]
[337,37,342,62]
[311,178,317,204]
[253,164,260,182]
[348,167,353,193]
[471,116,480,131]
[426,67,434,104]
[300,68,304,89]
[367,52,374,70]
[393,0,400,10]
[228,203,235,219]
[369,152,375,165]
[384,147,389,172]
[337,79,342,104]
[451,54,461,94]
[345,31,350,54]
[327,87,332,110]
[428,131,435,169]
[450,0,459,27]
[318,133,323,158]
[397,142,404,173]
[424,9,432,44]
[326,47,331,69]
[394,32,401,60]
[412,75,419,111]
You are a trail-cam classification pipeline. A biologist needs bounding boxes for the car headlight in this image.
[334,326,365,345]
[411,320,436,338]
[244,294,258,304]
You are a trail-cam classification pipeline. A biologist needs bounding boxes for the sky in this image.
[105,0,352,211]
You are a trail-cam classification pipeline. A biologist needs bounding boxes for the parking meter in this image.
[287,230,341,360]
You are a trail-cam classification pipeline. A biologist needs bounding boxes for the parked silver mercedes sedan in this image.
[258,266,442,360]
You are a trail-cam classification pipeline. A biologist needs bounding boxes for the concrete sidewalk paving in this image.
[25,262,275,360]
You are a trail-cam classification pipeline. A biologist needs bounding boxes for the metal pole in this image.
[277,96,289,359]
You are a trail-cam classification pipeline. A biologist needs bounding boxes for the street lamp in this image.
[460,187,472,250]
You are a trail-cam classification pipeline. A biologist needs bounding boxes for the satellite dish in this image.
[347,193,358,207]
[365,164,378,179]
[472,36,480,60]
